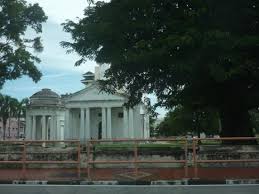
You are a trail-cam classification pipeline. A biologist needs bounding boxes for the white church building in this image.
[25,66,150,141]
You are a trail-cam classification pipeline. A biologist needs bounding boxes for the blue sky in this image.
[1,0,167,118]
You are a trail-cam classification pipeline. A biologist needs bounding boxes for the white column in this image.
[46,116,50,140]
[54,116,58,139]
[80,108,85,141]
[56,116,60,140]
[71,111,74,138]
[129,108,134,138]
[49,116,53,140]
[25,115,31,139]
[60,121,65,141]
[145,114,150,138]
[32,115,36,140]
[51,115,57,140]
[85,108,90,139]
[102,107,107,138]
[123,107,129,138]
[42,115,46,140]
[107,107,112,139]
[64,109,69,139]
[143,114,147,138]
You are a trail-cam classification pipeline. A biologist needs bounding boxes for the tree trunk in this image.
[3,123,6,140]
[219,108,256,144]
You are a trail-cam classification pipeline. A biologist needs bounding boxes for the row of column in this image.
[65,107,134,140]
[26,115,57,140]
[101,107,134,139]
[79,108,90,140]
[123,108,134,138]
[101,107,112,139]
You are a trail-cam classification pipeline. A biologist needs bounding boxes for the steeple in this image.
[81,71,94,86]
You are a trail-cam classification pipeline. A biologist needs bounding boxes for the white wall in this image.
[90,108,102,139]
[111,107,124,138]
[71,109,80,139]
[133,105,144,138]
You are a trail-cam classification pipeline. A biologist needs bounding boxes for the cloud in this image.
[25,20,97,73]
[26,0,87,24]
[1,0,167,118]
[42,73,70,79]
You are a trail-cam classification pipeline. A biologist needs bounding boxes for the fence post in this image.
[184,138,188,178]
[134,140,138,175]
[22,141,26,180]
[87,141,91,180]
[192,138,198,178]
[77,141,81,179]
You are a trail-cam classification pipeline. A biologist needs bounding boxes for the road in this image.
[0,184,259,194]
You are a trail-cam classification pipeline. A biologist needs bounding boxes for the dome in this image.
[29,88,63,107]
[31,88,59,98]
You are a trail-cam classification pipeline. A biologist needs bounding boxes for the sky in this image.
[1,0,167,118]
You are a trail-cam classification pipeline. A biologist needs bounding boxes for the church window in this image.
[118,112,123,118]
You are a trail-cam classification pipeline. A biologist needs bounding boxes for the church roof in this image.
[82,71,94,77]
[31,88,60,99]
[29,89,63,108]
[64,81,128,103]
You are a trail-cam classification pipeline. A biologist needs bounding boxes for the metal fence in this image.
[87,138,188,180]
[0,140,81,180]
[0,137,259,181]
[192,137,259,178]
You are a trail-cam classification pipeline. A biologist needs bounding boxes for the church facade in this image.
[25,67,150,141]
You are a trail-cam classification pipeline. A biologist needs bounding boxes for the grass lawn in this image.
[93,141,185,152]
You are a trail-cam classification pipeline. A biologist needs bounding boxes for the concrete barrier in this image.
[0,184,259,194]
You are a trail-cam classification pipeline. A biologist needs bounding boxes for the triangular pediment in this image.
[65,84,127,102]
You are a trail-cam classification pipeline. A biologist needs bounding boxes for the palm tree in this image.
[16,98,29,138]
[0,95,12,140]
[0,95,20,140]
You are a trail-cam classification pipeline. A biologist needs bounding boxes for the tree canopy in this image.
[0,94,17,139]
[157,106,219,137]
[0,94,28,139]
[62,0,259,137]
[0,0,47,89]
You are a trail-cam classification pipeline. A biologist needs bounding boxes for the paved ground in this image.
[1,184,259,194]
[0,167,259,181]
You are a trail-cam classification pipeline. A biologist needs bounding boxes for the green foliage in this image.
[250,109,259,134]
[157,106,219,137]
[0,0,47,88]
[94,142,183,152]
[0,94,17,139]
[62,0,259,137]
[0,94,28,139]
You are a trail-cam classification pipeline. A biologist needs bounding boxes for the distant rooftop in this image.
[29,89,63,107]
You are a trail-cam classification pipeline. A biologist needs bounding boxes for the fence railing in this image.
[0,137,259,181]
[87,138,189,180]
[0,140,81,180]
[192,136,259,178]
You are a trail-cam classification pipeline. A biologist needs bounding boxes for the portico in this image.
[26,114,58,140]
[26,89,65,141]
[64,105,134,140]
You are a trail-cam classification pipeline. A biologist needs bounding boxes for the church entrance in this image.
[98,121,102,139]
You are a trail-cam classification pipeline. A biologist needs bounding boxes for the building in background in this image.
[0,118,25,140]
[25,65,150,141]
[25,89,65,141]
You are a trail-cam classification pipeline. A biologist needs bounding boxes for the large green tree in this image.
[62,0,259,137]
[0,0,47,88]
[158,106,219,137]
